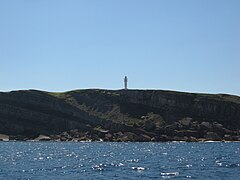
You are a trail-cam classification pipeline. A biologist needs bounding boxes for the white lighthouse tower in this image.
[124,76,128,90]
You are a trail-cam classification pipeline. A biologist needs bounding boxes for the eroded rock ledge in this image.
[1,118,240,142]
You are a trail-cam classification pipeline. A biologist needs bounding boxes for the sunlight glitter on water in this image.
[0,142,240,179]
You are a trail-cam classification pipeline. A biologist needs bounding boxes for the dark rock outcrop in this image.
[0,89,240,141]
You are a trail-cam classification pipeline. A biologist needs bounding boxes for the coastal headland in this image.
[0,89,240,142]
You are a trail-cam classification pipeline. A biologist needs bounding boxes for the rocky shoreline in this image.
[1,118,239,142]
[1,89,240,142]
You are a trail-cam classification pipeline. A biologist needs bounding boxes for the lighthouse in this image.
[124,76,128,90]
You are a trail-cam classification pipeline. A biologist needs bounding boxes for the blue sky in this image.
[0,0,240,95]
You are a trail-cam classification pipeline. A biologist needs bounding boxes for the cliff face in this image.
[0,90,102,136]
[0,89,240,136]
[119,90,240,128]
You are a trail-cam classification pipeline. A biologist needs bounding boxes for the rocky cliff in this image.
[0,89,240,141]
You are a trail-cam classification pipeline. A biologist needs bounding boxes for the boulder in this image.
[190,121,199,130]
[204,132,221,141]
[139,134,151,141]
[103,120,113,129]
[90,134,100,141]
[60,131,72,139]
[172,136,187,141]
[115,132,139,142]
[212,122,225,136]
[69,129,82,137]
[71,138,82,142]
[212,122,223,129]
[223,128,232,134]
[0,134,9,141]
[224,135,233,141]
[144,112,166,128]
[105,133,113,139]
[35,135,51,141]
[50,135,61,140]
[123,132,138,141]
[60,137,67,141]
[77,136,91,141]
[157,135,171,142]
[165,123,178,130]
[237,136,240,141]
[186,136,198,142]
[93,128,109,138]
[200,122,212,130]
[179,117,192,127]
[175,130,200,138]
[11,135,26,141]
[164,124,178,136]
[113,131,123,137]
[141,116,147,120]
[151,137,156,142]
[227,136,240,141]
[144,120,156,131]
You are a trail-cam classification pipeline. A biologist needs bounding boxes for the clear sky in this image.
[0,0,240,95]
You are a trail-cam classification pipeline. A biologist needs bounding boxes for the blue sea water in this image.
[0,142,240,179]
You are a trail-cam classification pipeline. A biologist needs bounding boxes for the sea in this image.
[0,142,239,179]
